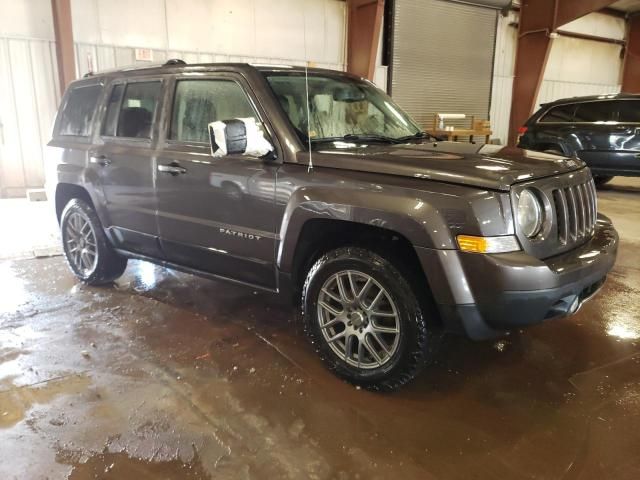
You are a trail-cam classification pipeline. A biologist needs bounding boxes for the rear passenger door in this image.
[154,74,279,289]
[572,100,617,171]
[90,78,164,257]
[609,99,640,174]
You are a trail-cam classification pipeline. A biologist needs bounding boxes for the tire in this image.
[301,247,437,391]
[594,175,614,187]
[60,198,128,285]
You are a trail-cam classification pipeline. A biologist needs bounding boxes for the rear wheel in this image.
[61,198,127,285]
[301,247,437,391]
[594,175,614,187]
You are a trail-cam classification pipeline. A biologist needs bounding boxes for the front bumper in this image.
[416,214,618,340]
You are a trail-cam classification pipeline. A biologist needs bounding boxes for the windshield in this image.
[263,72,422,147]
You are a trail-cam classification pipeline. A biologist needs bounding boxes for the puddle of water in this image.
[63,451,211,479]
[0,374,91,429]
[0,263,29,315]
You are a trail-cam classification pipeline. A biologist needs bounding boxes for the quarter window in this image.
[58,84,102,136]
[170,80,256,143]
[102,81,161,139]
[539,104,575,123]
[573,101,616,123]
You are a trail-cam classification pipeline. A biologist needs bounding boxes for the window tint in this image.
[539,104,575,123]
[58,84,102,136]
[573,101,616,123]
[170,80,256,143]
[101,84,125,136]
[617,100,640,123]
[106,81,161,139]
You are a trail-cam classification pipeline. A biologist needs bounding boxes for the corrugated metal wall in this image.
[391,0,498,133]
[0,37,60,197]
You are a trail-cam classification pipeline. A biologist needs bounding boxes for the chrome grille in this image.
[552,179,597,246]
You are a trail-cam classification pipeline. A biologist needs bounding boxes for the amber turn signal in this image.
[457,235,520,254]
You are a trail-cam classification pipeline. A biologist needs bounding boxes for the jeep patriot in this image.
[48,61,618,390]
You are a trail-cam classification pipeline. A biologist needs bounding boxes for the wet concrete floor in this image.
[1,178,639,479]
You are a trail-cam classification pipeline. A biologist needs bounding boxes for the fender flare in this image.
[276,186,454,273]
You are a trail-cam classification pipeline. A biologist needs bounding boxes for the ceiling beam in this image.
[51,0,76,95]
[622,14,640,92]
[555,0,619,28]
[346,0,384,80]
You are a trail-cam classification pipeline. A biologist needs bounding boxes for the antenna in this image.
[304,64,313,173]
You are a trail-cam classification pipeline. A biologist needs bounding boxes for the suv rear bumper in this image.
[416,214,618,340]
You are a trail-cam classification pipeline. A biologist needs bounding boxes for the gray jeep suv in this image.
[48,62,618,390]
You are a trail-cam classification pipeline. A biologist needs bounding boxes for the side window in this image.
[573,101,616,123]
[102,81,161,139]
[539,104,575,123]
[58,84,102,136]
[616,100,640,123]
[170,79,256,143]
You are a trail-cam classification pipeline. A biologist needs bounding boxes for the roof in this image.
[77,60,352,83]
[542,92,640,106]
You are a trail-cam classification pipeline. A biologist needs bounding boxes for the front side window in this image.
[102,81,161,139]
[263,72,421,147]
[539,104,575,123]
[58,84,102,136]
[170,79,256,143]
[573,101,616,123]
[616,100,640,123]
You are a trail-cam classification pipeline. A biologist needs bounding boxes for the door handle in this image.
[90,155,112,166]
[158,163,187,176]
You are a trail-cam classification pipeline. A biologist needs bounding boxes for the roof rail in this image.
[164,58,186,66]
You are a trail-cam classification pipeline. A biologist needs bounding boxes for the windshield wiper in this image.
[395,131,443,143]
[310,134,401,144]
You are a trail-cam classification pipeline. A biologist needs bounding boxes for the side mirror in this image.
[208,117,274,158]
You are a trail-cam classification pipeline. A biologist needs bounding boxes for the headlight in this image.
[517,189,543,238]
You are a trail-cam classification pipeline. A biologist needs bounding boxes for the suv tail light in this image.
[518,126,528,135]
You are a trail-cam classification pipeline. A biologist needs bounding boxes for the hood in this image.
[305,142,586,191]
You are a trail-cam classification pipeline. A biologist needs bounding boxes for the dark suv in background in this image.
[48,62,618,390]
[518,93,640,186]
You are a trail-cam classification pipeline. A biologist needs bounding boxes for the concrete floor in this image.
[0,178,639,479]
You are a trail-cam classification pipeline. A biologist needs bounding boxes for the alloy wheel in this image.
[64,212,98,276]
[317,270,401,369]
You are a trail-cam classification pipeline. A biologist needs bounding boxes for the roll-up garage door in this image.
[390,0,499,132]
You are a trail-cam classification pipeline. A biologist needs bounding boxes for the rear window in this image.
[539,104,575,123]
[58,84,102,136]
[573,101,616,123]
[617,100,640,123]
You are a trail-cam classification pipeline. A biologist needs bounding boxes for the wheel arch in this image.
[285,217,441,326]
[55,183,96,223]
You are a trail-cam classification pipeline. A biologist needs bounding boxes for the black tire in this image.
[60,198,128,285]
[594,175,614,187]
[301,247,437,391]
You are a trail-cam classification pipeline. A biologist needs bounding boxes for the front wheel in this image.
[60,198,128,285]
[594,175,614,187]
[301,247,436,391]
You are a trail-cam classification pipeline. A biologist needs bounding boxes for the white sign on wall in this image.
[135,48,154,62]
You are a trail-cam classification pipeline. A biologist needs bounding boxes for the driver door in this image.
[155,74,279,289]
